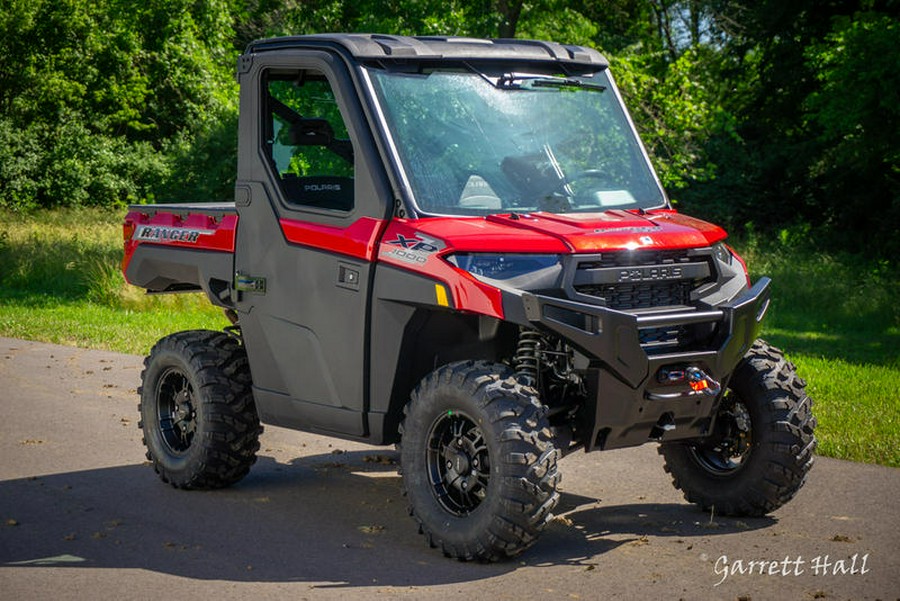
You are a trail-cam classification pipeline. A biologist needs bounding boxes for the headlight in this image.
[712,242,733,266]
[446,253,563,289]
[711,242,752,289]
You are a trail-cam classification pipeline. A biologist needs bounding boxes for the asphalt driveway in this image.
[1,337,897,600]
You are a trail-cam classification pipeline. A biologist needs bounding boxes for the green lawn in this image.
[0,295,226,352]
[738,238,899,467]
[0,209,226,354]
[1,209,897,467]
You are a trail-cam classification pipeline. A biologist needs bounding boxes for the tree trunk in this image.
[497,0,524,38]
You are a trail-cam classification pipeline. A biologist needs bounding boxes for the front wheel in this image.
[398,361,561,561]
[659,340,816,516]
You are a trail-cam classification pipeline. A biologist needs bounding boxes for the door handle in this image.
[337,263,360,291]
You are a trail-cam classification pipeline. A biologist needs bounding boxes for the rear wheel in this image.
[399,361,560,561]
[139,330,262,489]
[659,340,816,516]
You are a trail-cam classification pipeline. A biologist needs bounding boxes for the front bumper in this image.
[516,277,772,451]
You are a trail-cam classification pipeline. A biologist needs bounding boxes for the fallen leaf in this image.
[363,454,396,465]
[631,535,650,546]
[551,515,574,527]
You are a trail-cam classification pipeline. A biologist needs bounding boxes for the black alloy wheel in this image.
[399,360,561,561]
[689,396,753,475]
[659,340,816,516]
[426,410,491,516]
[155,367,197,453]
[139,330,262,489]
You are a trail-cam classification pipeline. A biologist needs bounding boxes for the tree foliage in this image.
[0,0,896,255]
[804,13,900,241]
[0,0,238,208]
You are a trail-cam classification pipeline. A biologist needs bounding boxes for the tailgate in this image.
[122,203,238,304]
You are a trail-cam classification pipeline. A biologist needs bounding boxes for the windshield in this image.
[366,66,667,216]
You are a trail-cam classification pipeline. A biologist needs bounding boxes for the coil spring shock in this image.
[514,328,544,387]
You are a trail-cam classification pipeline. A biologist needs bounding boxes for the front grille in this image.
[571,249,717,353]
[572,249,707,310]
[576,280,693,311]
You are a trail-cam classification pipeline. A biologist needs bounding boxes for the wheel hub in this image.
[691,395,753,475]
[426,411,490,516]
[174,390,195,433]
[450,451,471,476]
[156,368,197,453]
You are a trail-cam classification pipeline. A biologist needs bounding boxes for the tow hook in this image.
[657,366,722,396]
[686,367,721,396]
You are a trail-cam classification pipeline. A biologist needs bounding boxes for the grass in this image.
[0,208,226,354]
[736,236,899,467]
[0,209,897,467]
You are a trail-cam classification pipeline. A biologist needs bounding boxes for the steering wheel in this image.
[535,169,609,210]
[562,169,609,189]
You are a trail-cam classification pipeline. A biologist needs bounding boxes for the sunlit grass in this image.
[0,296,226,355]
[0,208,226,354]
[792,355,898,467]
[734,237,899,467]
[738,236,899,368]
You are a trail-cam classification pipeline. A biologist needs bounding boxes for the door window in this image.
[264,70,355,211]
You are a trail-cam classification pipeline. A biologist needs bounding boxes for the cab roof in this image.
[245,33,608,70]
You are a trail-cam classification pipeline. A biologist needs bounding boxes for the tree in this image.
[0,0,896,257]
[804,12,900,248]
[677,0,900,254]
[0,0,240,208]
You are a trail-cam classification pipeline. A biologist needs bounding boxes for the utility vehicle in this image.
[123,34,816,561]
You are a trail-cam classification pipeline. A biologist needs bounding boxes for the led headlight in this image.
[711,242,752,290]
[712,242,733,266]
[446,253,563,289]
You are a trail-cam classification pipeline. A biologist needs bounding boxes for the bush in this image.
[0,115,169,211]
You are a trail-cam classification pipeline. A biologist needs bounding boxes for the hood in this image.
[409,209,727,254]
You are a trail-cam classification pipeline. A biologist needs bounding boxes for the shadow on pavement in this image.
[0,449,774,587]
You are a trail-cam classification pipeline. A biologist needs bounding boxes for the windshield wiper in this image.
[496,74,606,92]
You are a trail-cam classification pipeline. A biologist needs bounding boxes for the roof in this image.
[245,34,608,69]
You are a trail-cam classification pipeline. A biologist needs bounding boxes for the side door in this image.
[234,50,390,438]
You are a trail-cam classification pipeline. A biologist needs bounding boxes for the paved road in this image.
[1,337,897,600]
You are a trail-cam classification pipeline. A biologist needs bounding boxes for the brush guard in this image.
[518,277,771,451]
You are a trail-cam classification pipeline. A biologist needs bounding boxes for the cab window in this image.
[263,69,355,211]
